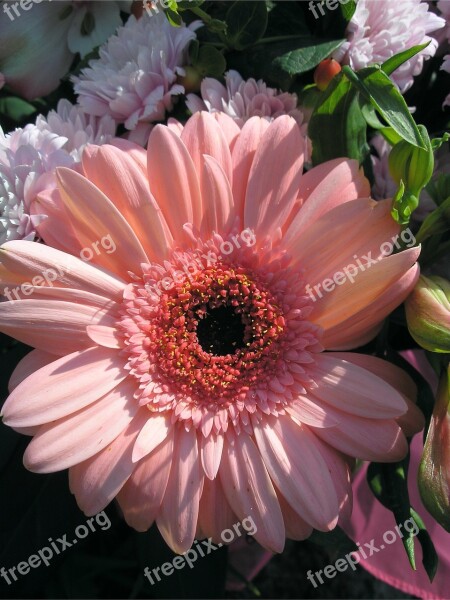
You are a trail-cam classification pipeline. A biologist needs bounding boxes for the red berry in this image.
[314,58,342,91]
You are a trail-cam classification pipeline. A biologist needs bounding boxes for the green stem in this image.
[254,34,307,46]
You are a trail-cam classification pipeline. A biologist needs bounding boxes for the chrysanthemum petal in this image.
[23,378,139,473]
[56,167,149,275]
[253,416,339,531]
[244,116,304,235]
[157,426,203,553]
[220,432,285,553]
[2,347,127,427]
[147,125,202,243]
[117,431,174,532]
[69,409,149,515]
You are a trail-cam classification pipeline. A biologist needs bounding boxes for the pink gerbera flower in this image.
[0,113,423,553]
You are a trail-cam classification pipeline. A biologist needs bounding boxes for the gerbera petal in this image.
[2,347,127,427]
[200,431,224,479]
[285,158,370,236]
[253,416,339,531]
[82,144,173,261]
[117,430,174,532]
[181,111,233,188]
[56,167,149,276]
[231,117,270,223]
[311,247,420,348]
[277,490,313,540]
[220,432,285,553]
[244,116,304,236]
[8,349,56,392]
[312,414,408,462]
[197,476,237,544]
[23,378,139,473]
[147,125,202,242]
[286,395,338,428]
[69,409,149,515]
[310,354,408,418]
[132,412,172,462]
[0,300,113,355]
[157,425,203,553]
[0,240,126,301]
[200,155,234,238]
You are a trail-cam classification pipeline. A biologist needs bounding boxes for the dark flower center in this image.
[196,305,247,356]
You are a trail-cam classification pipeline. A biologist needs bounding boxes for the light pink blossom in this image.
[0,101,115,244]
[334,0,445,92]
[73,13,200,145]
[0,113,422,554]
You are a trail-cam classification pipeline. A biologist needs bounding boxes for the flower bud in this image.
[405,275,450,353]
[388,125,434,197]
[177,65,203,94]
[419,365,450,532]
[314,58,342,92]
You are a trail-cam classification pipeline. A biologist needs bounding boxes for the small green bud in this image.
[389,125,434,197]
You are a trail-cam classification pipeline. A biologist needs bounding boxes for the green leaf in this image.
[340,0,357,21]
[416,195,450,243]
[271,37,345,76]
[382,43,430,76]
[342,65,426,148]
[0,97,36,121]
[379,126,403,146]
[225,0,268,50]
[308,73,369,165]
[193,45,226,78]
[410,508,439,582]
[177,0,204,9]
[425,172,450,207]
[165,7,183,27]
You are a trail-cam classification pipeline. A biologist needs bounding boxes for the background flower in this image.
[0,1,131,100]
[0,100,115,244]
[73,13,200,145]
[333,0,445,92]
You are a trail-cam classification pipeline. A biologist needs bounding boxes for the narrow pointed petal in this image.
[56,167,149,276]
[200,155,234,238]
[197,476,237,543]
[82,144,173,261]
[132,413,172,462]
[244,116,304,236]
[232,117,270,223]
[220,432,285,553]
[286,395,338,428]
[0,300,114,355]
[253,416,339,531]
[86,325,121,349]
[157,426,203,553]
[310,354,408,418]
[24,378,139,473]
[0,240,126,301]
[2,347,127,427]
[286,158,370,236]
[117,430,174,532]
[8,350,56,392]
[147,125,202,242]
[69,409,149,515]
[201,432,224,479]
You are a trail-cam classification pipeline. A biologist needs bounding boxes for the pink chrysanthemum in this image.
[73,13,200,145]
[186,69,311,162]
[0,113,423,554]
[333,0,445,92]
[0,100,115,244]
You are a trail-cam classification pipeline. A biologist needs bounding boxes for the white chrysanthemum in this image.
[73,13,200,144]
[333,0,445,92]
[186,70,311,161]
[0,101,115,244]
[438,0,450,43]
